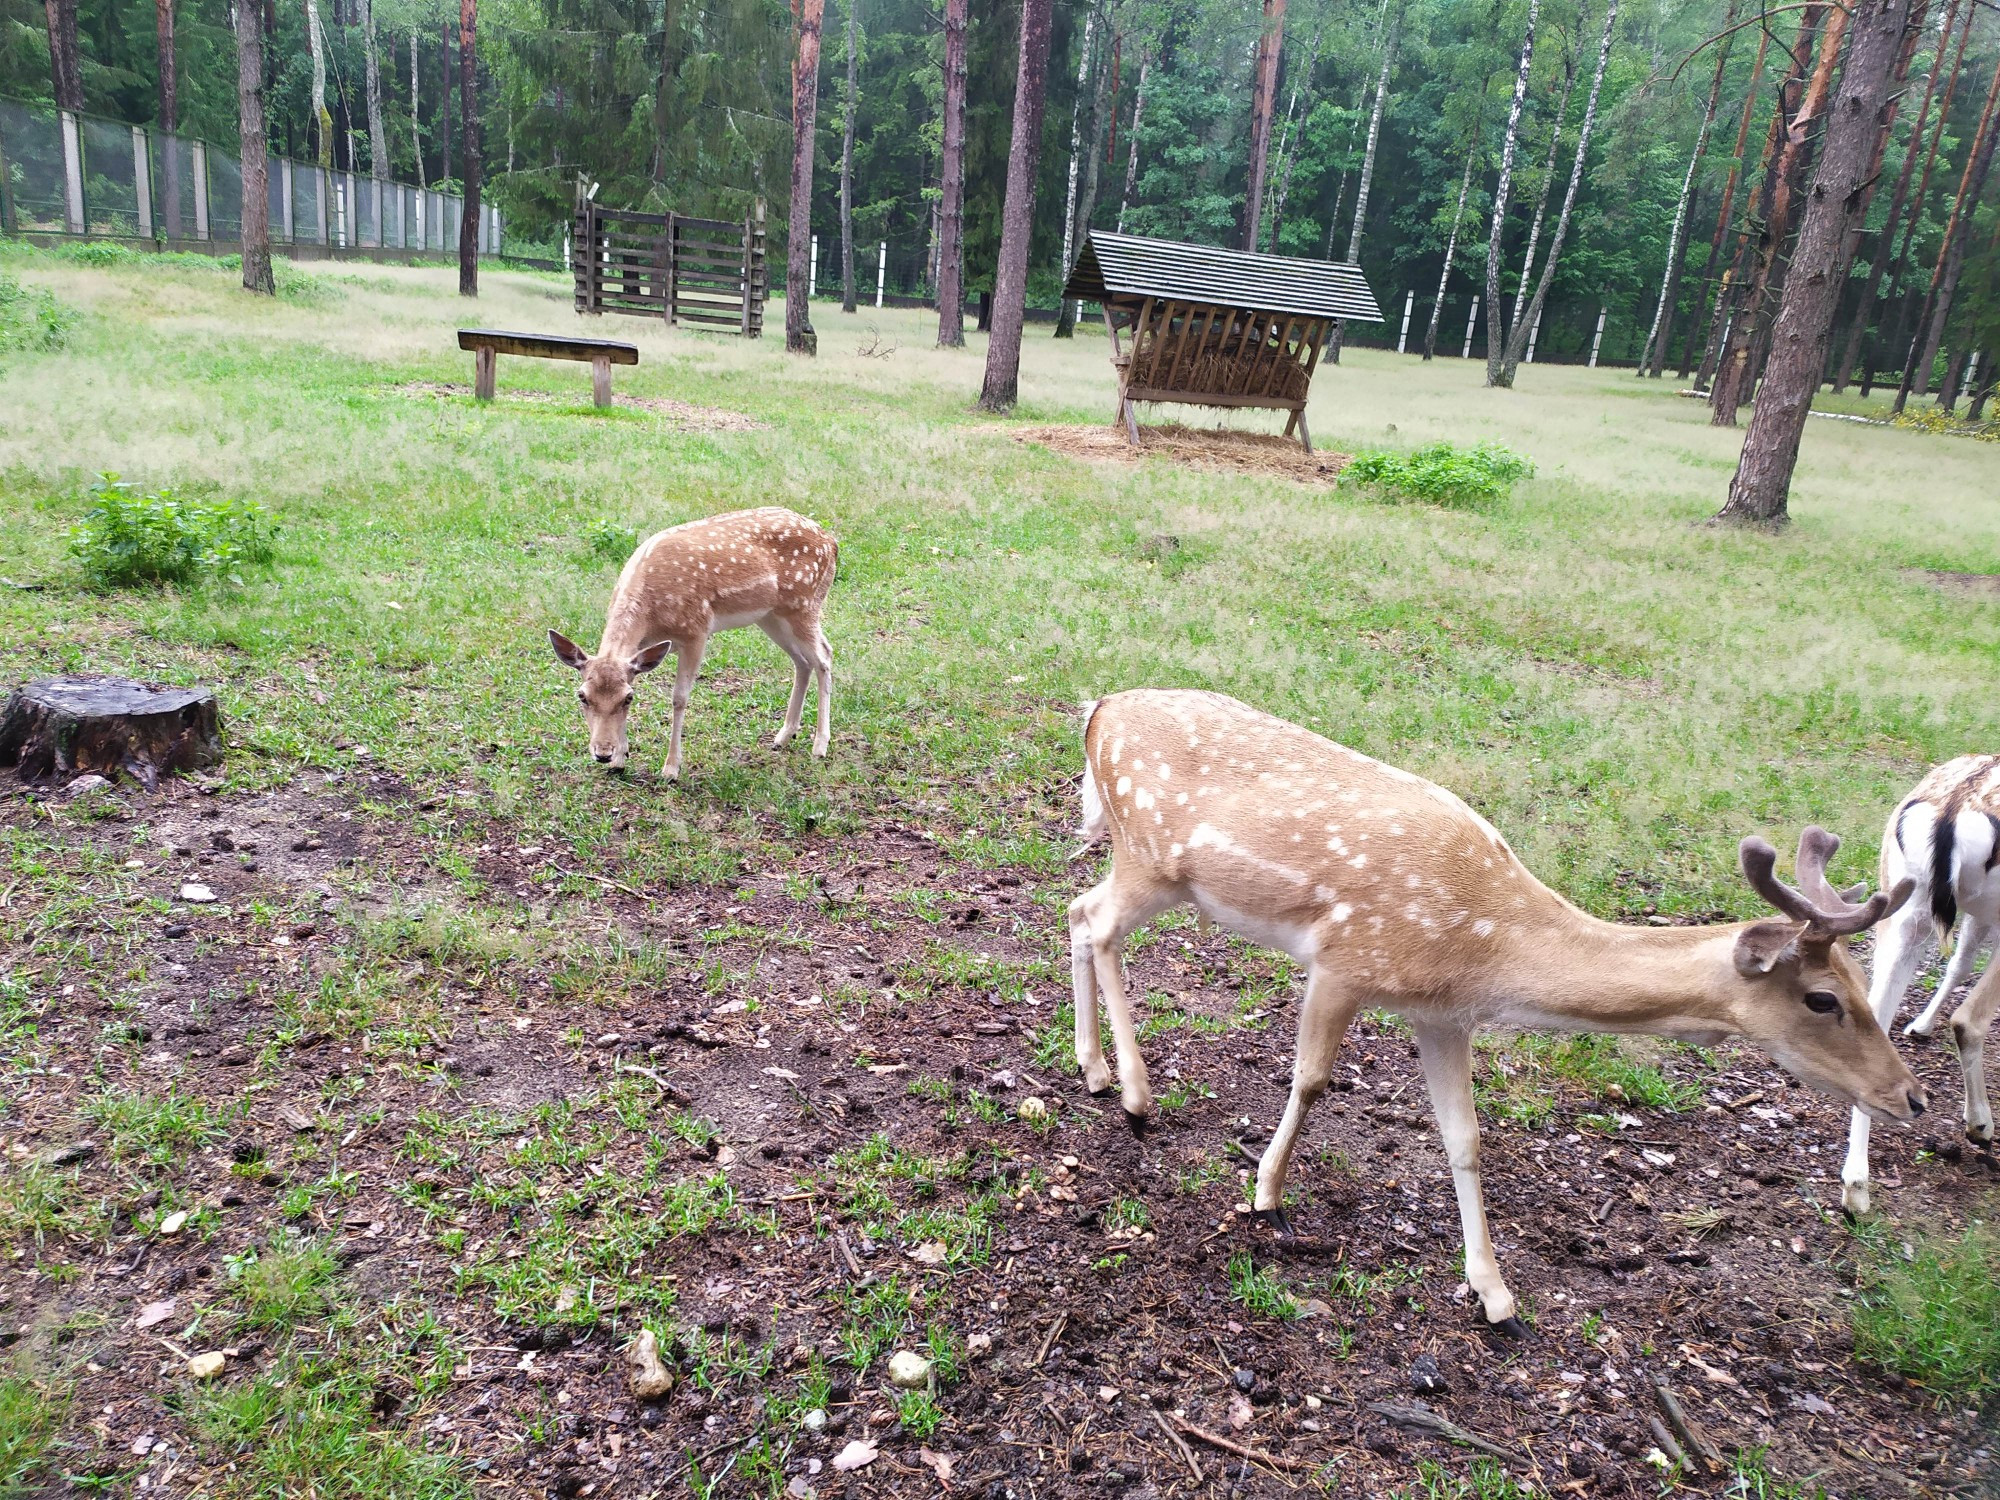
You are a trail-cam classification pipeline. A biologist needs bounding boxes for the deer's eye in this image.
[1803,990,1841,1015]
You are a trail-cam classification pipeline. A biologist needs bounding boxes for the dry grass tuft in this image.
[389,381,763,430]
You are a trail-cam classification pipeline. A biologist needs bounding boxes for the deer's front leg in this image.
[661,636,706,782]
[1073,877,1176,1125]
[1069,886,1113,1097]
[1844,901,1929,1215]
[1253,961,1359,1237]
[1411,1019,1519,1331]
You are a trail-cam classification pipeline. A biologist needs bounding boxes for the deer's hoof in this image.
[1123,1108,1151,1138]
[1250,1207,1296,1242]
[1487,1315,1531,1341]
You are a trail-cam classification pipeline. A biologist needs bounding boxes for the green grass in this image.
[1475,1033,1701,1125]
[1,244,1994,909]
[1390,1458,1539,1500]
[0,1366,66,1497]
[225,1233,342,1332]
[1226,1252,1302,1321]
[1850,1216,2000,1401]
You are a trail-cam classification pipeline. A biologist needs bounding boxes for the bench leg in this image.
[592,355,612,408]
[474,346,496,401]
[1295,410,1313,454]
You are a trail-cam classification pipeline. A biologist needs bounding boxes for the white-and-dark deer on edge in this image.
[1069,689,1924,1332]
[550,507,837,781]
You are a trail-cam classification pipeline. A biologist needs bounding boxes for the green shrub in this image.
[68,473,277,589]
[1341,440,1534,507]
[1851,1219,2000,1400]
[51,240,138,268]
[584,517,640,560]
[0,272,74,353]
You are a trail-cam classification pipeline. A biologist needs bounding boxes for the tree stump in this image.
[0,676,222,789]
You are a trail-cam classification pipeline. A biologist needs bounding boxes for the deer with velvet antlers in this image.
[550,507,836,780]
[1070,690,1924,1332]
[1839,754,2000,1216]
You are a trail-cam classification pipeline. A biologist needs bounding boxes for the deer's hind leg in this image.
[1951,959,2000,1145]
[758,615,814,750]
[1068,869,1178,1123]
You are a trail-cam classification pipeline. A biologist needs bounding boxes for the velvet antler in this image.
[1738,828,1913,937]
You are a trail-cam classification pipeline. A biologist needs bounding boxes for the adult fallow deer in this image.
[550,507,836,780]
[1840,754,2000,1216]
[1070,690,1923,1332]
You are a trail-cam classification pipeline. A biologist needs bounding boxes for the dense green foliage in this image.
[1342,438,1533,506]
[1852,1219,2000,1401]
[0,269,69,350]
[67,473,276,588]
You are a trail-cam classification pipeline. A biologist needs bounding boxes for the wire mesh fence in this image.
[0,93,500,258]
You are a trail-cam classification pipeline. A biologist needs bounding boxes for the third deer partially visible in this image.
[1840,754,2000,1215]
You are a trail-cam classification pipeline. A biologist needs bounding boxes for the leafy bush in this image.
[1341,440,1535,507]
[68,473,277,589]
[0,271,74,353]
[51,240,139,268]
[584,517,641,560]
[1851,1219,2000,1400]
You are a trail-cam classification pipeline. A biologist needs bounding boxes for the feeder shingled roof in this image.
[1062,231,1385,323]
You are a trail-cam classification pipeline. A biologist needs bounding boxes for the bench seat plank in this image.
[458,329,641,365]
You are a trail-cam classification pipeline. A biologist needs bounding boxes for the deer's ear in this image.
[549,630,589,671]
[630,640,673,675]
[1734,919,1809,976]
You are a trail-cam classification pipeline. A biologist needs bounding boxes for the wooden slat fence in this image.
[573,199,766,337]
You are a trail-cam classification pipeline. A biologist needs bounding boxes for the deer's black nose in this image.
[594,753,612,764]
[1907,1091,1926,1118]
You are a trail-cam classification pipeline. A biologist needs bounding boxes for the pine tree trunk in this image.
[1719,0,1915,526]
[1965,350,1994,418]
[457,0,479,296]
[307,0,333,168]
[1267,23,1326,252]
[1483,0,1541,386]
[935,0,968,346]
[1640,0,1736,377]
[1832,0,1955,390]
[787,0,827,354]
[157,0,181,236]
[1936,345,1967,409]
[1709,4,1828,423]
[1499,0,1617,387]
[1425,139,1478,360]
[439,21,452,182]
[361,0,387,178]
[1116,53,1146,232]
[1056,1,1099,335]
[234,0,275,294]
[1686,23,1772,381]
[1346,9,1400,264]
[1059,17,1113,335]
[411,31,424,187]
[1897,50,2000,407]
[1243,0,1289,250]
[44,0,82,111]
[1508,39,1579,346]
[978,0,1054,411]
[839,0,858,313]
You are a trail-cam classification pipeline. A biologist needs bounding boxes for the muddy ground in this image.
[2,768,1994,1499]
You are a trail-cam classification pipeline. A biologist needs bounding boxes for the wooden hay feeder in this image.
[1062,231,1384,452]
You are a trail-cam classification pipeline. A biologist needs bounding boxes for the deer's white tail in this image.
[1077,699,1109,844]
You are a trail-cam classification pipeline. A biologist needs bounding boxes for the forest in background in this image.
[5,0,2000,374]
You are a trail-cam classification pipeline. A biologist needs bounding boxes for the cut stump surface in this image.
[0,676,221,789]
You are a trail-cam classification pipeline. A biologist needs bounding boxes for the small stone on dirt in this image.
[178,883,217,904]
[62,774,112,798]
[801,1408,828,1433]
[35,1141,95,1168]
[832,1439,878,1472]
[624,1328,675,1400]
[157,1210,189,1236]
[162,923,191,939]
[186,1351,226,1379]
[217,1045,251,1066]
[887,1350,932,1389]
[1017,1096,1048,1122]
[1232,1368,1257,1394]
[1411,1353,1448,1394]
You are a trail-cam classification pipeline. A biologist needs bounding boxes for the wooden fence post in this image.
[191,140,209,239]
[60,110,85,233]
[1461,296,1478,359]
[1397,289,1414,353]
[1588,305,1608,368]
[876,240,887,308]
[133,127,154,237]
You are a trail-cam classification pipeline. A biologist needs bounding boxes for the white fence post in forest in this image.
[1966,350,1982,393]
[1397,289,1414,353]
[1462,296,1478,359]
[59,111,84,233]
[191,141,209,239]
[281,159,294,240]
[810,234,818,298]
[1526,303,1544,364]
[1588,305,1607,368]
[133,127,153,236]
[876,240,886,308]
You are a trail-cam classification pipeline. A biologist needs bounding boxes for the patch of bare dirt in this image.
[2,773,1995,1499]
[1014,422,1350,485]
[1913,568,2000,599]
[392,381,764,431]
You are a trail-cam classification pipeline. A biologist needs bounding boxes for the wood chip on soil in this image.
[1011,422,1349,484]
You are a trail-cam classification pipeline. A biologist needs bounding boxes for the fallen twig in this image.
[542,861,648,901]
[1646,1413,1686,1468]
[1032,1311,1067,1368]
[833,1233,865,1280]
[1169,1417,1319,1473]
[1366,1401,1521,1465]
[1150,1409,1203,1482]
[1651,1378,1722,1473]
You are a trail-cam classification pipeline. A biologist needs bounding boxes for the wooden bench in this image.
[457,329,640,407]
